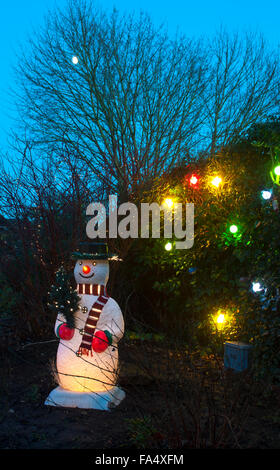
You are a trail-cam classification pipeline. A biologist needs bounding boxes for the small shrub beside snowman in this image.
[45,241,125,410]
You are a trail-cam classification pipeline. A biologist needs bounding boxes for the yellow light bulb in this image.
[214,312,227,331]
[165,242,172,251]
[211,176,222,188]
[216,313,225,324]
[163,198,174,209]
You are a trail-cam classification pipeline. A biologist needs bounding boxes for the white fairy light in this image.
[261,190,272,200]
[252,282,262,293]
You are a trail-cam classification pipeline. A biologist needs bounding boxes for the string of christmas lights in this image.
[160,161,280,328]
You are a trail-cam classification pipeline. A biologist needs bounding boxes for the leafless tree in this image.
[0,144,105,337]
[13,0,207,197]
[202,29,280,155]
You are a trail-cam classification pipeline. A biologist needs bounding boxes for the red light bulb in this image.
[83,265,91,274]
[190,174,199,186]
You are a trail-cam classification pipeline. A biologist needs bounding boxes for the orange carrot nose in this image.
[83,265,91,274]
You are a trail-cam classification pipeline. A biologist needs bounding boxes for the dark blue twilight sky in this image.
[1,0,280,154]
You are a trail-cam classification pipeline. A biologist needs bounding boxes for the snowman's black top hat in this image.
[71,241,113,261]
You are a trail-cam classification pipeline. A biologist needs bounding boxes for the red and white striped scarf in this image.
[77,284,109,356]
[77,284,107,296]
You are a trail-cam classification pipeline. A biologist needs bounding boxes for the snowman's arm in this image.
[97,298,124,344]
[54,312,66,337]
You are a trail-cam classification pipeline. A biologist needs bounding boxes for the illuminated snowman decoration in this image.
[45,242,125,410]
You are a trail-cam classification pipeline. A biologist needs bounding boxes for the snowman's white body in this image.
[45,259,125,410]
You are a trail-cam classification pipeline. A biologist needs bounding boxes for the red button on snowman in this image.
[45,241,125,410]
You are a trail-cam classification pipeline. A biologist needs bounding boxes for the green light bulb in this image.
[274,165,280,176]
[229,224,238,234]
